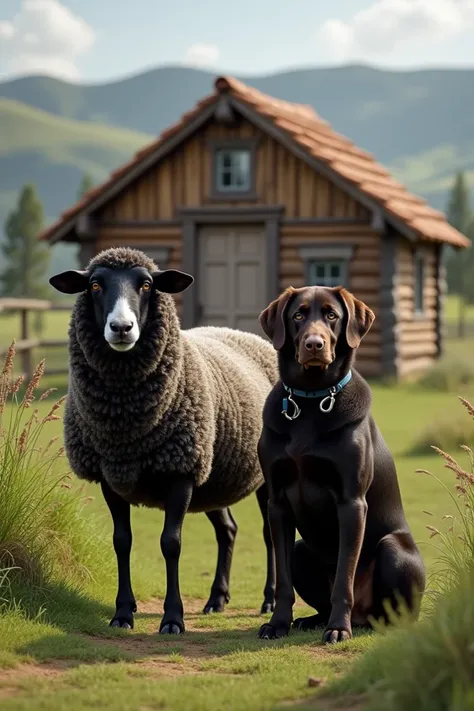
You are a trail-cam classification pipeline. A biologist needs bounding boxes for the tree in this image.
[445,172,473,338]
[77,172,94,200]
[462,217,474,305]
[0,184,51,334]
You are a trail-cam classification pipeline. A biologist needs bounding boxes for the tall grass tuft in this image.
[0,341,105,604]
[416,396,474,595]
[328,396,474,711]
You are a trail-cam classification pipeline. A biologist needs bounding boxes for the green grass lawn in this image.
[0,294,473,709]
[0,380,471,710]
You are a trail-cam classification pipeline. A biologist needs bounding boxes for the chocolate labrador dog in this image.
[257,285,425,643]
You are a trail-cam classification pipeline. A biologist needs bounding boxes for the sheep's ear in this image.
[152,269,194,294]
[49,270,89,294]
[259,287,296,350]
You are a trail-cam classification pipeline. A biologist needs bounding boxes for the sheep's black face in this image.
[49,264,194,353]
[90,266,152,352]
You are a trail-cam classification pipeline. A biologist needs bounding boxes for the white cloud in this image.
[0,0,95,80]
[183,43,220,68]
[318,0,474,63]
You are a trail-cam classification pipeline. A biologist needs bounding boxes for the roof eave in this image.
[41,96,220,244]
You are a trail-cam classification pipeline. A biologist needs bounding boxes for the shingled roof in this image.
[40,75,469,249]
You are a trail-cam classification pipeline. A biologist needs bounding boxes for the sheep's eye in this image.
[141,281,152,292]
[91,282,101,292]
[327,311,337,321]
[293,311,304,321]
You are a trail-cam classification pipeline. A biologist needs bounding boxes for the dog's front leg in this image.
[159,478,194,635]
[258,496,295,639]
[324,497,367,644]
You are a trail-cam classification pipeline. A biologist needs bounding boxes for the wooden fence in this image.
[0,297,71,380]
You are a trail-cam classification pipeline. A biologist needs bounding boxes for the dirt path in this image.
[0,597,361,707]
[0,597,264,699]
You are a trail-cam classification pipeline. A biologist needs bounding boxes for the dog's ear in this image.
[152,269,194,294]
[49,270,89,294]
[259,287,296,350]
[336,287,375,349]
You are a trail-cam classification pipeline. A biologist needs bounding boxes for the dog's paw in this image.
[258,622,289,640]
[322,626,352,644]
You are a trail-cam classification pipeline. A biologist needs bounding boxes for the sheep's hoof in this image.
[203,593,229,614]
[110,618,133,630]
[260,601,275,614]
[160,622,184,635]
[258,622,290,640]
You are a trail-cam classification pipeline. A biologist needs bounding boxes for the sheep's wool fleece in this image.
[64,247,278,511]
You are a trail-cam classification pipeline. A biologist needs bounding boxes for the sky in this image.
[0,0,473,84]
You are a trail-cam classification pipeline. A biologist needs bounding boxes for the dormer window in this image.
[209,139,257,200]
[216,148,251,192]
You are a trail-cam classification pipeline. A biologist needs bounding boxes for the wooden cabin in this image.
[41,75,469,379]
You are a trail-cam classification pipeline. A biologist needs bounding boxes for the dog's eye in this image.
[293,311,304,321]
[141,281,152,292]
[91,282,101,292]
[327,311,337,321]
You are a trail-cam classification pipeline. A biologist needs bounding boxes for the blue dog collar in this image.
[281,370,352,420]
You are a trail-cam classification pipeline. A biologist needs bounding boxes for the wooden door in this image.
[198,226,266,334]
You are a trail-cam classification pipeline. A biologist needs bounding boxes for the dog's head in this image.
[259,285,375,370]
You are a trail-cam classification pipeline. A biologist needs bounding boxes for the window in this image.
[414,251,424,314]
[308,260,345,287]
[298,245,353,288]
[136,246,170,269]
[215,148,251,192]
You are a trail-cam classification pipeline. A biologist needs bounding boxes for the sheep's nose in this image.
[110,321,133,336]
[304,334,325,352]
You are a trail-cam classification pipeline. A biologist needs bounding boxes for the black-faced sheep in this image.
[49,247,278,634]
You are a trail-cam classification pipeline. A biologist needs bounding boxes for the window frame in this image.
[208,138,258,201]
[298,244,354,289]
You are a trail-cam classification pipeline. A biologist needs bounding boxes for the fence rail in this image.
[0,298,70,380]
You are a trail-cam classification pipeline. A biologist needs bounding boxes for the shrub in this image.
[416,354,474,392]
[0,341,106,601]
[408,409,474,455]
[328,397,474,711]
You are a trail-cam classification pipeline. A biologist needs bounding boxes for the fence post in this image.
[20,308,32,381]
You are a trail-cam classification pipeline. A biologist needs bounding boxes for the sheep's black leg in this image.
[256,484,276,614]
[101,480,137,629]
[203,508,238,614]
[159,478,194,635]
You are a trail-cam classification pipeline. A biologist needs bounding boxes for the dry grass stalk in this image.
[39,388,57,402]
[458,396,474,419]
[10,375,24,394]
[1,341,15,378]
[43,395,67,423]
[431,445,474,486]
[23,359,46,408]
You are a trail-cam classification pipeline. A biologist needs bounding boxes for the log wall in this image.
[97,118,370,221]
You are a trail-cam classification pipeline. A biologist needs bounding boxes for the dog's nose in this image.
[110,320,133,336]
[305,334,325,352]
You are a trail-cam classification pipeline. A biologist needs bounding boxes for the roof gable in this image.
[40,75,469,249]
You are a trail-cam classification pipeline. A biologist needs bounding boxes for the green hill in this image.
[0,98,152,272]
[1,64,474,273]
